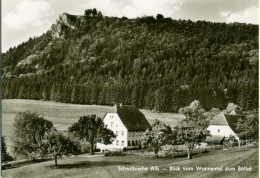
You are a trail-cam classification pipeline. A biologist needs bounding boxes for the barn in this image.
[97,104,151,151]
[206,109,245,144]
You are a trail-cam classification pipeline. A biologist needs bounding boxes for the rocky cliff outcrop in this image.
[51,13,82,38]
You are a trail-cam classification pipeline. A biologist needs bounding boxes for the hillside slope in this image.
[2,99,184,149]
[2,10,258,112]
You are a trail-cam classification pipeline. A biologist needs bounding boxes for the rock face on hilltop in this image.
[51,13,84,38]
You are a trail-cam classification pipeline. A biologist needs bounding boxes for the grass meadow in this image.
[2,146,258,178]
[2,99,258,178]
[2,99,184,150]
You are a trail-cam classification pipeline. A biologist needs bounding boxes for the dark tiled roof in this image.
[224,114,244,133]
[109,104,151,131]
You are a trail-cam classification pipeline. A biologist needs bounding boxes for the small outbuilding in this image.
[206,109,245,142]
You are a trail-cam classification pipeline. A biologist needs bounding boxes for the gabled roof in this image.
[209,112,245,134]
[229,109,243,115]
[210,113,228,126]
[108,104,151,131]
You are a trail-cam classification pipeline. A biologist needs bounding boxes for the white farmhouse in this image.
[97,104,151,151]
[206,109,244,142]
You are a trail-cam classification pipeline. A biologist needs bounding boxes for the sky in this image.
[2,0,259,52]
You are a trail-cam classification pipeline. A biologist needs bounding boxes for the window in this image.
[116,125,118,127]
[132,140,135,146]
[116,140,119,145]
[128,141,131,146]
[218,129,220,132]
[122,131,124,136]
[136,140,138,145]
[121,141,124,146]
[111,122,114,127]
[116,131,119,136]
[110,115,114,118]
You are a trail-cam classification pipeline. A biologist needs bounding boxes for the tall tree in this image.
[68,115,116,154]
[156,14,164,21]
[12,111,53,160]
[71,85,78,103]
[1,136,14,163]
[43,128,80,166]
[176,127,209,159]
[178,100,207,129]
[141,121,173,157]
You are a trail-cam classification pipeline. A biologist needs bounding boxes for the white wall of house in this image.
[97,113,128,151]
[207,125,239,140]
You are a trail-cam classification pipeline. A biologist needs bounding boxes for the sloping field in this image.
[2,146,258,178]
[2,99,184,149]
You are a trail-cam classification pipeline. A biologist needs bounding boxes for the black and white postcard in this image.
[1,0,259,177]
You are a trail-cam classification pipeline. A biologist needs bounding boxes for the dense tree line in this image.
[2,9,258,112]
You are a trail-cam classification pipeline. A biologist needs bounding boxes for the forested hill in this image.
[2,10,259,112]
